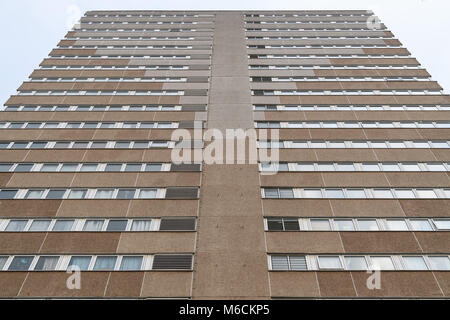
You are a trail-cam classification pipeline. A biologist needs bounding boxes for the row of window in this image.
[245,13,371,17]
[248,36,392,40]
[66,36,205,40]
[0,162,201,173]
[3,105,183,112]
[17,90,184,96]
[262,188,450,199]
[30,77,188,82]
[250,65,420,70]
[248,45,400,49]
[252,77,430,82]
[79,28,212,32]
[250,54,407,59]
[83,19,212,23]
[0,187,199,200]
[59,45,196,49]
[269,255,450,271]
[0,254,193,271]
[86,13,214,18]
[259,162,450,172]
[0,217,196,232]
[246,28,385,31]
[0,140,174,149]
[255,121,450,129]
[0,121,180,129]
[253,104,450,111]
[39,65,192,70]
[49,55,194,59]
[258,140,450,149]
[246,21,373,24]
[265,217,450,231]
[253,90,440,95]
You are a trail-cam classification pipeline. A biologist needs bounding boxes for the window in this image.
[409,219,433,231]
[28,220,51,231]
[15,164,33,172]
[0,189,17,199]
[318,256,342,269]
[303,189,322,198]
[94,189,114,199]
[434,219,450,230]
[403,256,428,270]
[93,256,117,270]
[344,256,368,270]
[25,189,45,199]
[335,219,355,231]
[68,189,87,199]
[145,163,162,171]
[373,189,393,198]
[271,255,289,270]
[428,256,450,270]
[267,218,283,231]
[52,220,74,231]
[357,219,379,231]
[326,189,345,198]
[34,256,59,271]
[0,256,8,270]
[80,163,98,171]
[46,189,66,199]
[105,163,122,171]
[106,220,127,231]
[68,256,91,271]
[116,189,135,199]
[310,219,331,231]
[8,256,33,271]
[60,164,78,172]
[6,220,28,231]
[264,188,279,198]
[370,256,395,270]
[138,189,157,199]
[83,220,104,231]
[416,189,437,198]
[119,256,143,270]
[130,220,152,231]
[385,219,409,231]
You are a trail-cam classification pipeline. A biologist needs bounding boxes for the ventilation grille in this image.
[160,218,196,231]
[152,255,193,270]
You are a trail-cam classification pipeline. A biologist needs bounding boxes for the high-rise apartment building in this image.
[0,10,449,299]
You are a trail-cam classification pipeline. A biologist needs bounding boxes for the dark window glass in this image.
[8,256,33,271]
[106,220,128,231]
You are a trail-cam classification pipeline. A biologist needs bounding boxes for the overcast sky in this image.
[0,0,448,106]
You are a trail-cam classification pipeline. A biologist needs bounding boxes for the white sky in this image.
[0,0,449,106]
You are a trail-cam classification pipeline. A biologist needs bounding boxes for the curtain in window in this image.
[68,256,91,271]
[120,256,143,270]
[93,256,117,270]
[95,189,114,199]
[139,189,157,199]
[68,189,87,199]
[35,256,59,270]
[83,220,104,231]
[130,220,152,231]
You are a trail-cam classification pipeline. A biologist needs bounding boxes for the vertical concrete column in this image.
[192,12,270,299]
